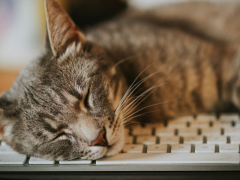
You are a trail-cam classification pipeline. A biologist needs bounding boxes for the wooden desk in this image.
[0,70,20,93]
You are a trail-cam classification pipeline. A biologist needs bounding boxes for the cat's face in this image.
[0,0,127,160]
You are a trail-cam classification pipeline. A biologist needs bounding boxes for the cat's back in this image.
[85,2,232,70]
[85,2,240,119]
[85,1,240,82]
[86,1,240,49]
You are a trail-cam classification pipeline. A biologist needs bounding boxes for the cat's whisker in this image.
[122,87,157,117]
[118,70,162,107]
[123,110,162,124]
[116,75,156,115]
[123,98,178,126]
[127,98,179,120]
[112,54,139,68]
[123,114,155,126]
[116,67,170,130]
[124,121,143,127]
[122,81,167,112]
[124,121,140,127]
[121,82,167,116]
[121,90,152,119]
[119,60,199,121]
[110,115,124,139]
[115,61,157,113]
[123,92,164,123]
[117,64,170,114]
[125,92,160,121]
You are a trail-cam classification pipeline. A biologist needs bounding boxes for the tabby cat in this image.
[1,0,240,160]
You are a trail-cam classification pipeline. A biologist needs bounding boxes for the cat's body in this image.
[0,0,240,161]
[85,2,240,121]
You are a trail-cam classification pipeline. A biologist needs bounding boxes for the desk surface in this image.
[0,70,20,93]
[0,171,240,180]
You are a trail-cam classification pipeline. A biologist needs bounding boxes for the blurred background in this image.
[0,0,212,93]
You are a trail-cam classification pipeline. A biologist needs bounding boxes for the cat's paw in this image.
[80,146,107,160]
[105,134,124,157]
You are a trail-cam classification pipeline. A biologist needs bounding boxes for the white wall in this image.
[129,0,187,8]
[0,0,229,70]
[0,0,43,71]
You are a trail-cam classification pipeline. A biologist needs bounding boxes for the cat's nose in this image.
[91,130,108,146]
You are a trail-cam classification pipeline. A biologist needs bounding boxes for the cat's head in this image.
[0,0,127,160]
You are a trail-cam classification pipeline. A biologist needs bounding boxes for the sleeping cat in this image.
[1,0,240,160]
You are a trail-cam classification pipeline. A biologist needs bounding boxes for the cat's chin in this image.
[105,134,124,157]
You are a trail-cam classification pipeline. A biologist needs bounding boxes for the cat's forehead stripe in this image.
[41,118,69,134]
[41,118,58,134]
[57,124,68,130]
[38,113,56,121]
[51,89,69,105]
[67,89,82,101]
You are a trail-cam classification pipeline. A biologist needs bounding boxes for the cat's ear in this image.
[44,0,86,57]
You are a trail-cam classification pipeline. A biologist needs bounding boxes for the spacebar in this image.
[96,153,239,165]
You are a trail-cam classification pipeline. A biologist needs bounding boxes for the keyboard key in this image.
[195,144,215,153]
[125,136,134,144]
[167,121,187,129]
[123,144,143,153]
[171,144,191,153]
[124,129,130,136]
[190,121,210,128]
[212,121,232,128]
[196,115,216,122]
[29,157,54,165]
[0,154,26,164]
[96,153,239,164]
[132,128,152,136]
[219,144,239,153]
[172,116,194,122]
[0,144,17,154]
[178,128,198,136]
[0,142,7,146]
[235,122,240,128]
[147,144,167,153]
[201,128,221,136]
[144,123,164,129]
[156,128,175,137]
[136,136,156,145]
[160,137,179,144]
[183,136,203,144]
[60,159,91,165]
[127,124,142,129]
[224,128,240,136]
[219,114,239,123]
[207,136,227,144]
[230,136,240,144]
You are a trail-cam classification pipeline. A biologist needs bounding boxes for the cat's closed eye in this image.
[78,88,92,113]
[51,132,73,142]
[84,88,91,110]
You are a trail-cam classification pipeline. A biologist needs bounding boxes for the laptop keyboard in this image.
[0,114,240,165]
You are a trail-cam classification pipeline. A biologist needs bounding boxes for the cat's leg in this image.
[219,45,240,112]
